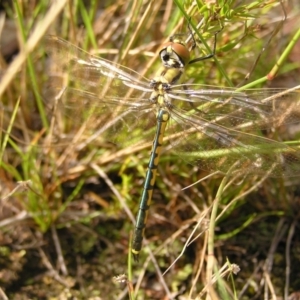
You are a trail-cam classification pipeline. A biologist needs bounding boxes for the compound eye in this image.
[160,41,190,66]
[171,42,190,66]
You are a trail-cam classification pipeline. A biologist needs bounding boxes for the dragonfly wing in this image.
[170,85,300,126]
[43,36,159,147]
[165,86,300,177]
[45,86,157,148]
[45,35,151,93]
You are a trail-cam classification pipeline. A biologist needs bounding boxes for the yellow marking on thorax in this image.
[153,65,185,85]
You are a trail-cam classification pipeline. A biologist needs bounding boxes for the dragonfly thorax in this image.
[149,85,172,108]
[151,67,183,87]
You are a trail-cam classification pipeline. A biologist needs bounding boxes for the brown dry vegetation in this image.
[1,1,300,299]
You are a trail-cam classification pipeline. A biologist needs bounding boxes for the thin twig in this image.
[51,224,68,276]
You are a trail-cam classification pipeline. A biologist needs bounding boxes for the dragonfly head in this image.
[159,39,190,69]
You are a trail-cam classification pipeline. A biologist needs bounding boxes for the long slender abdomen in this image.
[131,109,170,262]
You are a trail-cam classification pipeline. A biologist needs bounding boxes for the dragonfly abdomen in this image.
[131,109,170,261]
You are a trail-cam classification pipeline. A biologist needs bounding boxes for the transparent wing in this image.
[44,36,300,177]
[45,35,151,92]
[45,36,157,146]
[164,85,300,177]
[53,87,158,146]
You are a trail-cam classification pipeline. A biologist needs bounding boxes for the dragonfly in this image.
[45,34,300,262]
